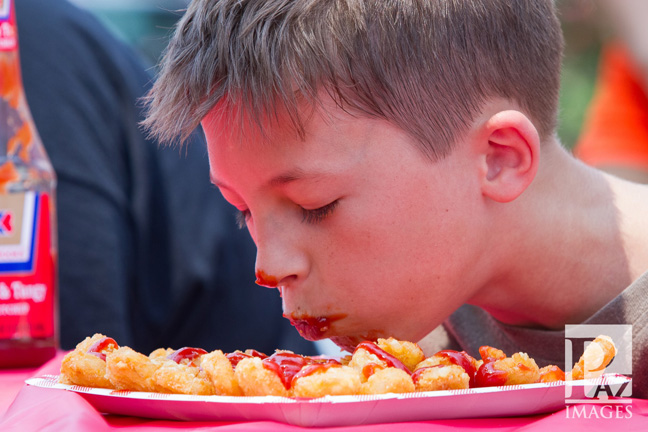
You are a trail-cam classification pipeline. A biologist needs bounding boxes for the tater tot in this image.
[105,346,163,392]
[59,333,117,388]
[349,346,382,370]
[416,349,479,388]
[414,356,443,369]
[360,367,415,395]
[149,348,174,359]
[201,350,243,396]
[413,365,470,391]
[348,343,397,381]
[539,365,565,383]
[292,365,362,398]
[152,360,215,395]
[495,352,540,385]
[376,338,425,371]
[235,357,291,397]
[479,346,506,362]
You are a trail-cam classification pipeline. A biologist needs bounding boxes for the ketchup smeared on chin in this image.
[284,313,347,341]
[87,337,118,361]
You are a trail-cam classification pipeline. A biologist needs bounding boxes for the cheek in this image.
[312,194,434,291]
[318,180,472,290]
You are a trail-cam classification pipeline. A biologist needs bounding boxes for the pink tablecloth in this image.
[1,354,647,432]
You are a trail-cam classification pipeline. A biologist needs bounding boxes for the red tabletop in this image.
[1,354,647,431]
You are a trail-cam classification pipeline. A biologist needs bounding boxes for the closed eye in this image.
[236,209,250,229]
[301,200,339,224]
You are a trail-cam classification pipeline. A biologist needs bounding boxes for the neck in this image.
[471,141,648,329]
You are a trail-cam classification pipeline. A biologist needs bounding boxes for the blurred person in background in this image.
[15,0,315,355]
[574,0,648,183]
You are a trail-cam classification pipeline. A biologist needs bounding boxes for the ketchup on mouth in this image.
[284,313,347,341]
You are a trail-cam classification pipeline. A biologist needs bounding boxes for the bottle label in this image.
[0,0,16,52]
[0,191,56,339]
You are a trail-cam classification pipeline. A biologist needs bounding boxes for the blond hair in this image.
[143,0,563,159]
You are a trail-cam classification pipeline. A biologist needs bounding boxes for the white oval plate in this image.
[26,374,631,427]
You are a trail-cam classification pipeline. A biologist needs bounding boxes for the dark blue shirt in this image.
[16,0,314,355]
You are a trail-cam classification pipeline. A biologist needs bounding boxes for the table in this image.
[1,354,647,431]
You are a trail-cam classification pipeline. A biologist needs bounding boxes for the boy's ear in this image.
[478,110,540,203]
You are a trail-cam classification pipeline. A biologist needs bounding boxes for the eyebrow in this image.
[267,168,311,187]
[211,168,330,191]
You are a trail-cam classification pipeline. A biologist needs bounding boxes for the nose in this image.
[253,223,308,289]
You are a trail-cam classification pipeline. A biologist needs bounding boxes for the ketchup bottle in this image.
[0,0,58,367]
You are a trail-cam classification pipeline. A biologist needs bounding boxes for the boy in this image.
[143,1,648,397]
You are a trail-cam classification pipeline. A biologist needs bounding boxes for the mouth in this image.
[283,313,347,341]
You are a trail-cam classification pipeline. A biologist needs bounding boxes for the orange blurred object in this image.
[574,43,648,170]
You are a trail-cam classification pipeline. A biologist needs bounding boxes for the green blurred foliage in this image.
[80,7,181,69]
[557,0,604,150]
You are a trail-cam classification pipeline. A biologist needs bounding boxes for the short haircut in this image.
[143,0,564,159]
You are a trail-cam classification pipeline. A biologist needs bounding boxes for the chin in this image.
[328,335,364,353]
[283,312,348,341]
[329,330,387,353]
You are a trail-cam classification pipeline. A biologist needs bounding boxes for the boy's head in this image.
[144,0,563,157]
[143,0,565,350]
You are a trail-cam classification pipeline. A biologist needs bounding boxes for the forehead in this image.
[201,98,303,152]
[201,97,433,191]
[201,99,367,184]
[203,95,377,154]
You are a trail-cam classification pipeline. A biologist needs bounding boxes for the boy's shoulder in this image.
[443,269,648,362]
[440,271,648,397]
